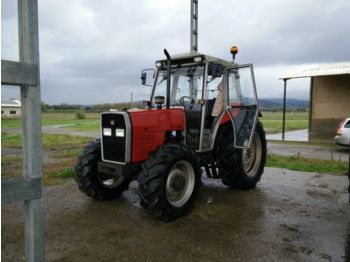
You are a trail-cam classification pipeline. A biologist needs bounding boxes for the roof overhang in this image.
[279,62,350,80]
[1,104,21,107]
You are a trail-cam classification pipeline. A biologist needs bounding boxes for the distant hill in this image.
[258,98,309,109]
[74,98,309,111]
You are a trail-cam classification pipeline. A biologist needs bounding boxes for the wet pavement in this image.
[2,168,349,262]
[267,129,309,142]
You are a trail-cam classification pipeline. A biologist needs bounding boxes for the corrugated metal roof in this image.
[280,62,350,80]
[1,99,21,107]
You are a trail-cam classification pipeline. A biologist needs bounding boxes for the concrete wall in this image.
[310,74,350,142]
[1,107,22,117]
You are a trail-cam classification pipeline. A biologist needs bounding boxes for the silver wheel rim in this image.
[97,173,125,189]
[242,132,262,177]
[166,160,195,207]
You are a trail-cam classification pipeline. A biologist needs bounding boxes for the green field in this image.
[260,111,308,134]
[2,111,309,134]
[2,112,100,130]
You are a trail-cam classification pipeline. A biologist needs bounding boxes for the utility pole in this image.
[190,0,198,53]
[130,91,133,108]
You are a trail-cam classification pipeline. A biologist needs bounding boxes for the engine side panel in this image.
[128,108,185,163]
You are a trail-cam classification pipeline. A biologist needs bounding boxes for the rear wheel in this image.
[215,121,266,189]
[74,139,131,200]
[137,144,201,221]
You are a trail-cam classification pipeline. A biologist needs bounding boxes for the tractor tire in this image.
[215,120,266,189]
[137,144,202,221]
[74,139,130,200]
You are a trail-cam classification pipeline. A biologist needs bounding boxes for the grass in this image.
[260,111,308,134]
[266,153,348,175]
[1,133,22,147]
[4,110,341,185]
[1,112,100,129]
[1,155,77,185]
[53,148,82,158]
[2,111,309,134]
[66,121,100,131]
[1,132,93,149]
[1,132,92,185]
[1,155,22,167]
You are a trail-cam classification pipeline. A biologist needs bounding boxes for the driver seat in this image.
[212,82,224,117]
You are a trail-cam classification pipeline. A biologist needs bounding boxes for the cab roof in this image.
[155,52,234,68]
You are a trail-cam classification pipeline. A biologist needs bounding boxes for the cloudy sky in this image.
[2,0,350,104]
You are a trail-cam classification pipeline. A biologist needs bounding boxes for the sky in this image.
[2,0,350,105]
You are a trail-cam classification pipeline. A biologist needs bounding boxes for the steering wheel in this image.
[179,96,195,105]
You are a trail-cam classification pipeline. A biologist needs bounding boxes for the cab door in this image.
[226,64,259,148]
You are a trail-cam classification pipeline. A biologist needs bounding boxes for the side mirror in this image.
[141,72,147,85]
[140,68,155,87]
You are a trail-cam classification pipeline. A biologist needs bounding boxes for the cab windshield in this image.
[152,65,205,107]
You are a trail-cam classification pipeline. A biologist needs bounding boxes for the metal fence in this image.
[1,0,45,261]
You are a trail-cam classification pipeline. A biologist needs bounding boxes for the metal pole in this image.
[164,49,171,109]
[18,0,45,261]
[282,79,288,141]
[282,79,287,141]
[190,0,198,52]
[348,140,350,203]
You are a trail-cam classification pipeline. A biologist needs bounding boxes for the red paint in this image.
[220,103,243,125]
[220,112,231,125]
[128,108,185,163]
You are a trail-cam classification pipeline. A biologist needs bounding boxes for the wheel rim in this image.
[166,160,195,207]
[242,132,262,177]
[97,173,125,189]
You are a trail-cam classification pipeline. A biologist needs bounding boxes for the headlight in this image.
[115,129,125,137]
[103,128,112,136]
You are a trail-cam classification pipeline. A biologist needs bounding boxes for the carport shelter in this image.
[280,62,350,143]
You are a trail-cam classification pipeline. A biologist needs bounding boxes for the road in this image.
[2,168,349,261]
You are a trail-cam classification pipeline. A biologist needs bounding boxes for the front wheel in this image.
[137,144,202,221]
[74,139,131,200]
[215,121,267,189]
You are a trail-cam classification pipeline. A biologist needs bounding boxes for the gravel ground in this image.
[2,167,349,262]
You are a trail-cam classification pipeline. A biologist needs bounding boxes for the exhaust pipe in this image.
[164,49,171,109]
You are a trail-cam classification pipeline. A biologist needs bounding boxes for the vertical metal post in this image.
[18,0,45,261]
[190,0,198,52]
[348,140,350,203]
[282,79,287,141]
[308,77,313,142]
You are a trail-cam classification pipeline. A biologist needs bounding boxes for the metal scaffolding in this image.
[1,0,45,261]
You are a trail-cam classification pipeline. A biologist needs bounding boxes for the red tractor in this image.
[74,47,267,221]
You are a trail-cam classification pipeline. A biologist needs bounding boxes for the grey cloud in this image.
[2,0,350,104]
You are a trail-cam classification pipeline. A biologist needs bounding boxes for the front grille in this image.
[101,113,128,163]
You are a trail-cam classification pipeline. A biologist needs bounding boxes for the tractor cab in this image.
[142,50,259,152]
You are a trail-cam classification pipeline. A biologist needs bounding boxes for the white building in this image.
[1,99,22,117]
